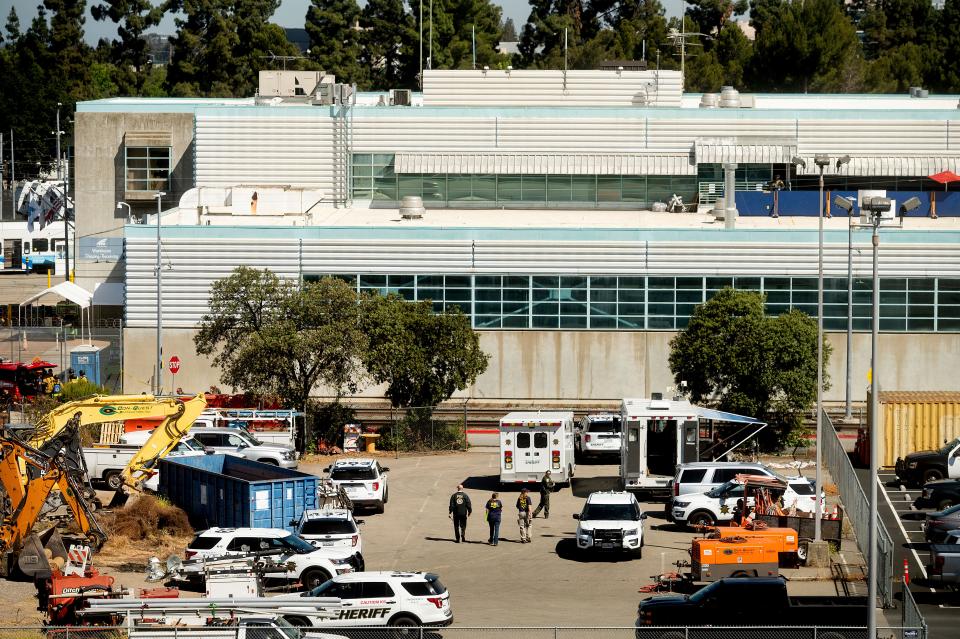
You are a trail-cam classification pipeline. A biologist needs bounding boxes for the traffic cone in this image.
[831,505,839,520]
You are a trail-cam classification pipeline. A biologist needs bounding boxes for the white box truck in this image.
[621,397,701,496]
[499,411,575,486]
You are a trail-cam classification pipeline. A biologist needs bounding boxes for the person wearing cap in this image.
[516,488,534,543]
[533,470,555,519]
[448,484,472,543]
[485,492,503,545]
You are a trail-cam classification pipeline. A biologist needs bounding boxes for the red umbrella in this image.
[929,170,960,190]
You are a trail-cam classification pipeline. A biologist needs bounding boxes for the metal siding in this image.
[797,119,950,155]
[882,399,960,467]
[647,119,797,151]
[393,152,694,175]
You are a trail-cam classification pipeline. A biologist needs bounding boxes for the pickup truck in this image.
[636,577,868,638]
[929,544,960,591]
[82,435,210,490]
[896,437,960,486]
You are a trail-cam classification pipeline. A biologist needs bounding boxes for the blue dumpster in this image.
[158,455,318,532]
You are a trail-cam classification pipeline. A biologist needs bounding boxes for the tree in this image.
[305,0,365,85]
[425,0,506,70]
[361,0,417,90]
[194,268,368,416]
[361,294,489,409]
[5,7,21,41]
[685,21,752,91]
[91,0,164,94]
[501,16,517,41]
[685,0,747,37]
[668,289,829,441]
[933,0,960,92]
[165,0,239,96]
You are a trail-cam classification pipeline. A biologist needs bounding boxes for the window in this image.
[227,434,248,447]
[300,520,358,535]
[679,469,707,483]
[533,432,548,449]
[32,239,49,252]
[227,537,263,552]
[516,432,531,448]
[331,467,376,480]
[362,582,395,597]
[402,575,446,596]
[188,535,221,550]
[125,146,171,193]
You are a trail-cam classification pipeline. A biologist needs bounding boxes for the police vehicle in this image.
[573,491,647,557]
[499,411,576,486]
[183,528,360,590]
[575,413,622,460]
[292,508,364,561]
[324,459,389,513]
[285,571,453,629]
[671,476,819,528]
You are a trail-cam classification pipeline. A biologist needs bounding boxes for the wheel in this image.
[633,546,643,559]
[939,499,956,511]
[259,459,279,466]
[283,616,311,627]
[105,472,123,491]
[299,568,330,591]
[375,500,385,514]
[730,570,750,578]
[923,467,945,483]
[388,614,421,636]
[383,487,389,504]
[796,542,809,565]
[687,511,716,528]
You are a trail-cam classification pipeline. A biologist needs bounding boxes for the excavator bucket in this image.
[17,527,67,579]
[108,489,129,509]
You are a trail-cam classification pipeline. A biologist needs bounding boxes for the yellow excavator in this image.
[0,394,207,578]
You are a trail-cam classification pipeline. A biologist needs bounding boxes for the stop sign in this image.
[168,356,181,375]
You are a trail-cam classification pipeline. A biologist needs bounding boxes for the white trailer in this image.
[499,411,575,486]
[620,398,701,495]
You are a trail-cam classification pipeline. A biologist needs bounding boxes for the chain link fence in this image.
[0,627,925,639]
[378,406,468,453]
[900,580,927,639]
[822,409,895,609]
[0,327,123,395]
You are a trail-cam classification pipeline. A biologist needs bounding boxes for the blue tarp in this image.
[735,190,960,217]
[697,407,765,425]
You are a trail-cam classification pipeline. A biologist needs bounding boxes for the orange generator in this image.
[691,535,781,582]
[714,526,800,559]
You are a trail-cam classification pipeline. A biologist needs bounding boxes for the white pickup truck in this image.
[82,434,210,490]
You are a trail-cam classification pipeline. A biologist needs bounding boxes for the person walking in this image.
[517,488,533,543]
[448,484,472,543]
[532,470,556,519]
[485,492,503,545]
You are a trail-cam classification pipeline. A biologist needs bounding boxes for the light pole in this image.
[836,193,921,639]
[814,153,831,544]
[116,201,132,224]
[54,102,68,281]
[836,154,853,422]
[154,191,166,395]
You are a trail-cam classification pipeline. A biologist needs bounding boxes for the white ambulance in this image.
[499,411,576,486]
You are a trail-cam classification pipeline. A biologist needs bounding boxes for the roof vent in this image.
[399,196,425,219]
[910,86,921,97]
[700,93,719,108]
[719,86,741,108]
[391,89,412,106]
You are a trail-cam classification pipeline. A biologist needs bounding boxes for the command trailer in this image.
[499,411,575,486]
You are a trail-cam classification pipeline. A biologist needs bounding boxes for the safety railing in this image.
[901,579,928,639]
[0,627,926,639]
[698,180,768,205]
[822,409,895,608]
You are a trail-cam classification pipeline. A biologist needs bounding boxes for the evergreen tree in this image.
[501,16,517,41]
[361,0,417,90]
[685,21,751,91]
[5,7,21,41]
[91,0,165,94]
[232,0,303,96]
[44,0,93,84]
[426,0,506,70]
[305,0,365,84]
[165,0,240,96]
[685,0,747,37]
[933,0,960,91]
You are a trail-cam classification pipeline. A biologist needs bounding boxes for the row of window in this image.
[310,274,960,332]
[124,146,172,194]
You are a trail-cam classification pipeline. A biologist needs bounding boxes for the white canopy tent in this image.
[19,281,94,343]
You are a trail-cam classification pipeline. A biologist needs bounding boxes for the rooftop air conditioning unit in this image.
[391,89,412,106]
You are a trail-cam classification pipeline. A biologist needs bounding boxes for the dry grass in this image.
[96,495,193,570]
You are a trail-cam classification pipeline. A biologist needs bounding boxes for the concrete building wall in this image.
[73,112,195,291]
[122,327,960,404]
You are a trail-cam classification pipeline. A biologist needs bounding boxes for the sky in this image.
[7,0,687,46]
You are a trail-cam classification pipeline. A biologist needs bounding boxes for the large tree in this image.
[164,0,239,95]
[669,288,829,437]
[305,0,365,85]
[91,0,164,94]
[361,0,417,90]
[425,0,506,70]
[685,0,747,37]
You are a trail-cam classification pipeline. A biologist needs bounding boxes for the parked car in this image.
[573,491,646,557]
[914,479,960,511]
[575,413,622,460]
[895,437,960,487]
[183,527,360,590]
[190,426,298,468]
[929,544,960,590]
[290,571,453,629]
[325,459,389,513]
[293,508,364,558]
[671,462,786,498]
[925,504,960,543]
[671,476,817,528]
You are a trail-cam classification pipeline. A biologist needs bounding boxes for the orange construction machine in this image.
[691,535,781,581]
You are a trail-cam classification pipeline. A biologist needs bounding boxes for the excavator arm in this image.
[119,394,207,489]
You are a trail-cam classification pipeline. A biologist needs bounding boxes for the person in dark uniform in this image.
[532,470,556,519]
[517,488,533,543]
[448,484,472,543]
[485,492,503,545]
[770,174,785,218]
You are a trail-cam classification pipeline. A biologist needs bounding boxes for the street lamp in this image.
[837,193,920,639]
[831,155,853,421]
[53,102,68,281]
[813,154,831,546]
[154,191,166,395]
[116,201,132,224]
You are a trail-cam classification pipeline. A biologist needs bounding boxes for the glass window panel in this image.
[372,165,396,178]
[939,292,960,305]
[793,304,817,316]
[766,304,790,315]
[473,175,496,201]
[735,277,762,290]
[647,316,674,329]
[910,279,935,291]
[475,302,501,314]
[373,154,394,164]
[533,276,559,289]
[352,189,372,199]
[503,315,529,328]
[533,289,557,301]
[618,316,645,329]
[560,315,588,328]
[353,154,372,164]
[823,318,847,330]
[852,304,872,318]
[765,278,791,291]
[792,278,817,291]
[619,303,645,315]
[823,304,847,317]
[445,302,469,313]
[422,175,446,202]
[591,316,617,328]
[823,291,848,305]
[503,301,530,314]
[497,176,523,202]
[431,301,445,313]
[560,302,587,315]
[475,276,502,288]
[475,316,501,328]
[939,319,960,331]
[676,290,703,303]
[676,277,702,290]
[373,177,397,200]
[823,278,847,291]
[649,277,674,289]
[560,288,587,302]
[938,306,960,318]
[619,277,644,289]
[649,290,674,303]
[909,292,935,305]
[854,291,875,304]
[521,175,546,202]
[908,318,934,330]
[591,289,617,303]
[590,276,618,289]
[126,147,147,158]
[418,275,444,287]
[445,288,471,302]
[475,289,501,302]
[767,291,790,304]
[880,318,906,330]
[547,175,572,202]
[646,176,672,204]
[571,176,596,202]
[533,302,558,315]
[618,289,645,303]
[503,289,529,302]
[597,176,621,202]
[590,302,617,316]
[707,277,733,289]
[388,275,414,288]
[398,176,422,197]
[621,177,647,202]
[392,288,415,301]
[560,276,587,289]
[908,305,934,318]
[648,303,674,315]
[359,275,386,288]
[352,165,373,178]
[418,288,444,301]
[504,276,529,288]
[446,276,471,288]
[676,316,691,329]
[676,303,699,318]
[881,278,907,290]
[447,175,473,201]
[792,291,817,304]
[533,315,559,328]
[939,279,960,291]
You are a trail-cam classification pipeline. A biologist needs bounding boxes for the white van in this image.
[499,411,575,486]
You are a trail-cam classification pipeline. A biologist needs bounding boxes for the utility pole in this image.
[419,0,423,85]
[55,103,68,281]
[9,129,14,219]
[428,0,433,70]
[155,191,166,395]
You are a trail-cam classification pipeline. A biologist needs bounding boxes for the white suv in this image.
[575,414,622,460]
[672,476,819,527]
[293,508,364,558]
[573,491,647,557]
[183,527,358,590]
[190,427,299,468]
[283,571,453,629]
[325,459,389,513]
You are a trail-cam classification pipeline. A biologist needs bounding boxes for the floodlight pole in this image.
[155,191,166,394]
[814,154,829,544]
[869,207,880,639]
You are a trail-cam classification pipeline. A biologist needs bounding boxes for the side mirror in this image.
[572,514,580,520]
[289,519,298,527]
[356,519,365,526]
[323,466,331,473]
[640,513,648,520]
[382,467,390,472]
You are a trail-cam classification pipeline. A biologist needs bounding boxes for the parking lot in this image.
[295,450,850,627]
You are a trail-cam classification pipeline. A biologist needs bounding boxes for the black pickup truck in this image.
[636,577,868,639]
[895,437,960,487]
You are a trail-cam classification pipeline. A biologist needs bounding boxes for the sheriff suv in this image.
[671,476,818,528]
[325,459,389,513]
[183,527,359,590]
[575,413,622,461]
[284,571,453,629]
[293,508,364,562]
[573,491,647,558]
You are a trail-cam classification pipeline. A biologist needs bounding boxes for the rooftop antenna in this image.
[472,25,476,70]
[260,50,309,71]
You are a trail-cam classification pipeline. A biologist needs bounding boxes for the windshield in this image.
[273,617,302,639]
[303,580,336,597]
[331,468,376,481]
[707,480,739,497]
[688,580,721,604]
[588,420,620,433]
[178,438,203,452]
[582,502,640,521]
[940,438,960,456]
[301,520,357,535]
[234,429,263,446]
[282,534,318,554]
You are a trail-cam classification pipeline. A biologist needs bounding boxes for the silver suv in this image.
[191,426,298,468]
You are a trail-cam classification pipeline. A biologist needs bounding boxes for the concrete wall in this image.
[123,327,960,403]
[73,112,195,291]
